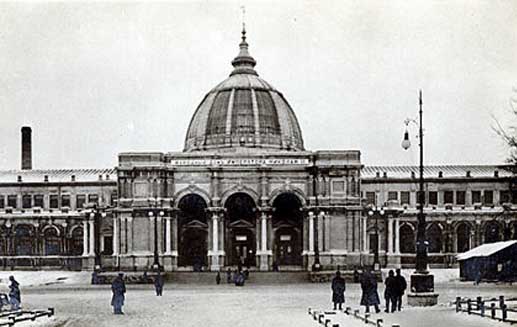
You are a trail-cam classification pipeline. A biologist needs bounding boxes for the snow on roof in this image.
[456,240,517,261]
[362,165,512,179]
[0,168,116,183]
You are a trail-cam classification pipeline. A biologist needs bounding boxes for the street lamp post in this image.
[368,206,384,270]
[148,208,165,272]
[89,206,106,271]
[402,90,438,305]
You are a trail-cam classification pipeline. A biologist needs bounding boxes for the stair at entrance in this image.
[166,271,309,284]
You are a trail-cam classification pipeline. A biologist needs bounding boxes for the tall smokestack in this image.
[21,126,32,170]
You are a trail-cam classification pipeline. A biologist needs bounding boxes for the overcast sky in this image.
[1,1,516,170]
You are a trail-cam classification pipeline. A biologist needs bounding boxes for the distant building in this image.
[0,28,516,272]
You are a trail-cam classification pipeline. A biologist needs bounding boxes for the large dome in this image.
[184,29,304,152]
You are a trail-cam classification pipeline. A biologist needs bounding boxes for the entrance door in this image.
[274,227,301,265]
[230,228,255,267]
[179,228,208,268]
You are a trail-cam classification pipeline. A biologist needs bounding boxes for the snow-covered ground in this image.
[1,269,515,326]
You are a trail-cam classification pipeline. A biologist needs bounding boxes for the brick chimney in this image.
[21,126,32,170]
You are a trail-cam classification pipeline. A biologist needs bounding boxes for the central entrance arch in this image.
[177,194,209,269]
[272,193,303,266]
[225,193,257,267]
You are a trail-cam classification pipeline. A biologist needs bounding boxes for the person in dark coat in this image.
[331,271,346,310]
[234,269,245,286]
[360,269,380,313]
[8,276,20,310]
[111,273,126,314]
[393,269,407,311]
[226,268,233,284]
[154,273,164,296]
[384,270,397,313]
[216,272,221,285]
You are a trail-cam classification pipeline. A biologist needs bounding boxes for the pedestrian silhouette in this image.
[331,271,346,310]
[111,273,126,314]
[360,269,380,313]
[154,272,164,296]
[384,270,396,313]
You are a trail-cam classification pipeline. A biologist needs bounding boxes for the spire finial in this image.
[230,5,257,76]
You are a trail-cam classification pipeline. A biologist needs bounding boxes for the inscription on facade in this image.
[170,158,310,166]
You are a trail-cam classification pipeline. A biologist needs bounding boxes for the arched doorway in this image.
[14,225,34,255]
[225,193,257,267]
[177,194,209,269]
[427,223,442,253]
[484,221,501,243]
[456,223,471,253]
[272,193,303,266]
[400,224,415,253]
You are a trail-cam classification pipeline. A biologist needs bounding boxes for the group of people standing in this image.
[331,268,407,314]
[110,272,165,315]
[6,276,21,310]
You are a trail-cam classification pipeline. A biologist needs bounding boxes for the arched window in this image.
[70,226,84,255]
[427,223,443,253]
[14,225,34,255]
[484,221,500,243]
[400,224,415,254]
[456,223,471,253]
[0,227,6,255]
[44,227,61,255]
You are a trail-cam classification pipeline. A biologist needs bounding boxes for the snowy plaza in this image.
[0,269,515,327]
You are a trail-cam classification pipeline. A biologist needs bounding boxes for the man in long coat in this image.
[8,276,20,310]
[393,269,407,311]
[111,273,126,314]
[384,270,397,313]
[360,269,380,313]
[331,271,346,310]
[154,273,164,296]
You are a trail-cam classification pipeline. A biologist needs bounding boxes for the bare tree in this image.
[493,88,517,165]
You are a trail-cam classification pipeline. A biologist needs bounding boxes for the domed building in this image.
[115,28,364,272]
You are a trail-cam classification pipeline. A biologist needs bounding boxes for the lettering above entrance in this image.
[170,158,310,167]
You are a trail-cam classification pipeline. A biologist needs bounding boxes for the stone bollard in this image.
[313,311,318,320]
[502,304,508,322]
[365,313,370,324]
[354,309,359,318]
[345,307,351,315]
[48,308,55,317]
[455,297,461,312]
[325,318,331,327]
[318,314,324,324]
[467,299,472,314]
[376,318,383,327]
[491,303,496,319]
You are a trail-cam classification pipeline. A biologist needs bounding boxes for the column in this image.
[308,212,314,253]
[165,217,172,254]
[88,220,95,256]
[112,217,119,255]
[388,217,394,254]
[211,213,220,270]
[172,215,178,254]
[395,218,400,254]
[127,217,133,254]
[120,217,126,254]
[82,220,88,256]
[261,212,268,252]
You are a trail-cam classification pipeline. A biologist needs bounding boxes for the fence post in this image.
[313,311,318,320]
[325,318,331,327]
[467,299,471,314]
[476,296,482,310]
[502,304,507,322]
[48,308,55,317]
[318,314,324,324]
[376,318,384,327]
[455,297,461,312]
[480,300,485,317]
[354,310,359,318]
[365,313,370,324]
[491,303,496,319]
[345,307,351,315]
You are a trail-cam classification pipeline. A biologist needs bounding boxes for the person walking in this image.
[154,272,164,296]
[216,271,221,285]
[394,269,407,311]
[331,271,346,310]
[8,276,21,310]
[384,270,397,313]
[360,269,381,314]
[111,273,126,314]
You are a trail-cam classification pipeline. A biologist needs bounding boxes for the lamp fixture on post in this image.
[402,90,438,306]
